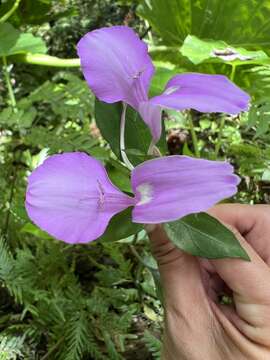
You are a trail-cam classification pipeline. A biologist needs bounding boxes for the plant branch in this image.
[2,56,17,112]
[214,116,226,157]
[214,64,237,158]
[10,53,80,67]
[3,164,17,238]
[188,113,200,157]
[0,0,22,23]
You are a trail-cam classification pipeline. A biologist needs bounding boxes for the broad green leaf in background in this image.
[180,35,269,65]
[0,22,46,57]
[138,0,270,50]
[165,212,249,259]
[95,100,167,166]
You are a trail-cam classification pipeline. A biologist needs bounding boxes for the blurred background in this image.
[1,0,270,358]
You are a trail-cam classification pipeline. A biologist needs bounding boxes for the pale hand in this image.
[149,204,270,360]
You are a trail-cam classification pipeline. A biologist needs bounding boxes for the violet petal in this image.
[131,155,239,223]
[150,73,250,114]
[77,26,154,109]
[25,152,134,244]
[138,101,162,142]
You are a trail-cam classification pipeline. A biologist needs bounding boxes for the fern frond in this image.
[143,330,161,360]
[0,335,24,360]
[58,311,92,360]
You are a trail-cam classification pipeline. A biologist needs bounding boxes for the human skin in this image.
[148,204,270,360]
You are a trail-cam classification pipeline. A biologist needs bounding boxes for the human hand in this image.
[149,204,270,360]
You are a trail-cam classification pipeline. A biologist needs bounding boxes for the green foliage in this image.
[1,0,270,358]
[143,330,161,359]
[0,335,24,360]
[138,0,270,48]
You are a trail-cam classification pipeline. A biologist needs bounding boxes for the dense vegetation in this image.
[1,0,270,358]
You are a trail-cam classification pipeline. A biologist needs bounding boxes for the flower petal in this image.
[25,152,134,244]
[138,101,162,142]
[77,26,154,109]
[150,73,250,114]
[131,155,239,223]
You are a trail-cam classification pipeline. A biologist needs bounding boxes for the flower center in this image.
[136,183,153,205]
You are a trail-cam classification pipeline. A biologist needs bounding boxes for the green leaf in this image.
[180,35,269,65]
[0,22,46,57]
[165,212,249,260]
[138,0,270,49]
[100,208,142,242]
[95,100,167,165]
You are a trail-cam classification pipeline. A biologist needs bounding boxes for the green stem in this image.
[214,64,237,158]
[2,56,17,112]
[230,64,236,82]
[188,114,200,157]
[0,0,22,23]
[10,53,80,67]
[129,244,156,271]
[214,116,226,157]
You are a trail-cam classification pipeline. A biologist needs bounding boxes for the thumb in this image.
[148,225,209,312]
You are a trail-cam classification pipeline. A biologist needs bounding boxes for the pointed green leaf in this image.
[165,212,249,260]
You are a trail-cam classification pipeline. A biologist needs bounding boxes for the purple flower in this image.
[25,152,239,244]
[77,26,250,142]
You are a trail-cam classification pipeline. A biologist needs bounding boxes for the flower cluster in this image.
[25,26,250,244]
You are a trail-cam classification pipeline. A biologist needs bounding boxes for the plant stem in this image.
[129,244,156,271]
[230,64,236,82]
[120,102,134,170]
[188,113,200,157]
[2,56,17,112]
[11,53,80,67]
[214,64,237,158]
[0,0,22,23]
[214,116,226,157]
